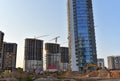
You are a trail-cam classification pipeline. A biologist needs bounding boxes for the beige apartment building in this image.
[108,56,120,69]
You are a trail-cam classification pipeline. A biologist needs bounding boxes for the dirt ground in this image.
[1,69,120,81]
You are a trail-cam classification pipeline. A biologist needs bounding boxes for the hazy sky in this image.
[0,0,120,68]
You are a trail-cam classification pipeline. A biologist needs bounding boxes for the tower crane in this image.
[62,41,68,44]
[34,35,49,39]
[49,36,60,43]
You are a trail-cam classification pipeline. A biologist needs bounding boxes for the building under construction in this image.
[2,42,17,71]
[60,47,69,71]
[24,38,43,72]
[0,31,4,70]
[45,43,61,72]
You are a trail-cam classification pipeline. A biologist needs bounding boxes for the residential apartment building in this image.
[24,38,43,72]
[67,0,97,71]
[2,42,17,71]
[108,56,120,69]
[97,58,104,69]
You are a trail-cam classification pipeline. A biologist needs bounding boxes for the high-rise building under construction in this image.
[0,31,4,70]
[24,38,43,72]
[60,47,69,71]
[45,43,61,71]
[2,42,17,71]
[67,0,97,71]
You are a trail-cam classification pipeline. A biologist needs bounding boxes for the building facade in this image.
[24,38,43,72]
[108,56,120,69]
[0,31,4,70]
[45,43,61,72]
[97,58,104,69]
[60,47,69,71]
[2,42,17,71]
[67,0,97,71]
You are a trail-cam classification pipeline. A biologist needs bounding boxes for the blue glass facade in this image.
[68,0,97,71]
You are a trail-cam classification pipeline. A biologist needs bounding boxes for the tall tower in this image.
[68,0,97,71]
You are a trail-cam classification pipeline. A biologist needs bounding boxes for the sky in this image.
[0,0,120,68]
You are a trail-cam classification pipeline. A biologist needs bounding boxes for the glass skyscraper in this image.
[68,0,97,71]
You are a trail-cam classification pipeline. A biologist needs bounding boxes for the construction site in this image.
[0,35,118,81]
[0,35,119,81]
[0,68,120,81]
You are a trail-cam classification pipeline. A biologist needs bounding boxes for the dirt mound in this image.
[98,70,109,78]
[109,70,120,78]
